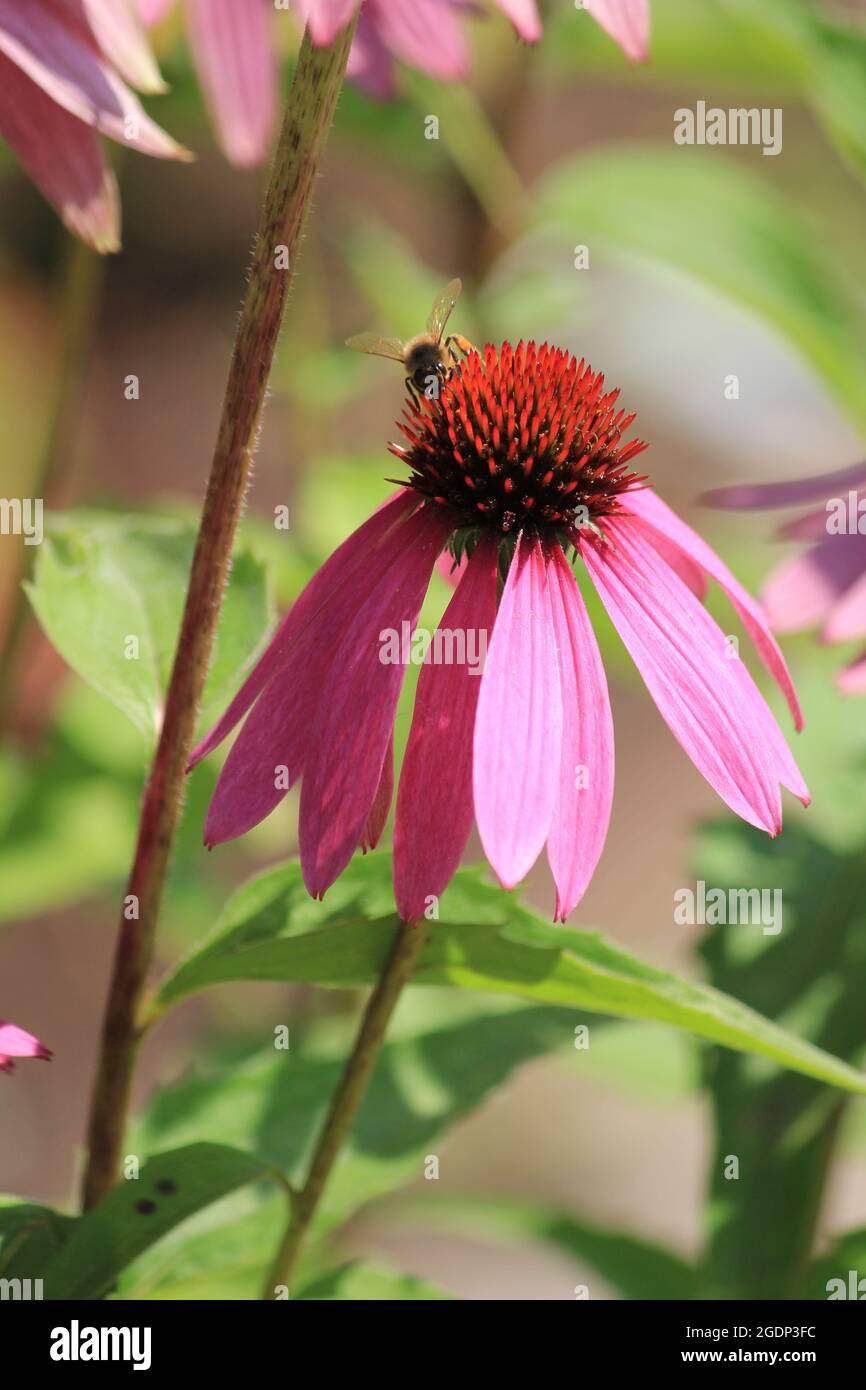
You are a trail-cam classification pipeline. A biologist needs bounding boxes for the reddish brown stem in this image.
[80,20,357,1212]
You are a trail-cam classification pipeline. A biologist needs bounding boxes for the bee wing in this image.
[345,332,405,362]
[426,278,462,342]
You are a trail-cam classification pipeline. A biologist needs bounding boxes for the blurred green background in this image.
[2,0,866,1298]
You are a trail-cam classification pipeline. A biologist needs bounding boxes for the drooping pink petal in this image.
[296,0,360,47]
[586,0,649,63]
[838,649,866,694]
[822,569,866,643]
[203,495,425,846]
[299,504,452,898]
[703,460,866,511]
[139,0,175,25]
[190,491,415,771]
[75,0,165,91]
[394,536,498,922]
[186,0,278,167]
[360,737,393,852]
[346,6,396,99]
[473,535,563,889]
[0,0,187,158]
[622,488,803,730]
[545,543,615,922]
[761,535,866,634]
[492,0,542,43]
[0,54,120,250]
[582,520,788,835]
[0,1020,52,1075]
[368,0,470,83]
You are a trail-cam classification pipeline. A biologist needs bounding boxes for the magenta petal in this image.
[186,0,278,167]
[492,0,542,42]
[622,488,803,730]
[346,8,396,99]
[703,460,866,511]
[545,544,615,922]
[0,55,120,250]
[473,535,563,889]
[0,0,186,158]
[203,495,423,846]
[360,738,394,853]
[371,0,470,83]
[583,520,789,835]
[299,505,452,898]
[299,0,359,46]
[823,570,866,643]
[762,536,866,634]
[189,491,415,770]
[78,0,165,91]
[587,0,649,62]
[0,1020,52,1074]
[394,536,499,922]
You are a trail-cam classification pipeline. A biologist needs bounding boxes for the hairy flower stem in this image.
[262,918,430,1297]
[80,21,357,1213]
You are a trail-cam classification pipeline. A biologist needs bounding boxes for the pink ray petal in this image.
[0,54,120,250]
[346,7,396,99]
[296,0,360,46]
[370,0,470,83]
[360,737,393,852]
[822,569,866,643]
[545,542,615,922]
[582,520,788,835]
[586,0,649,63]
[203,495,425,845]
[190,491,415,771]
[299,503,451,898]
[394,535,498,922]
[762,535,866,634]
[838,649,866,694]
[703,460,866,511]
[621,488,803,730]
[186,0,278,167]
[492,0,542,42]
[75,0,165,91]
[139,0,175,25]
[0,0,187,158]
[0,1020,52,1074]
[473,535,563,889]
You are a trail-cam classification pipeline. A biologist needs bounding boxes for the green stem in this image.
[79,19,357,1213]
[261,918,430,1298]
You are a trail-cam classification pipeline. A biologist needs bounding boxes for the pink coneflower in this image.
[0,0,187,251]
[705,461,866,695]
[0,1020,52,1075]
[192,340,807,922]
[140,0,648,164]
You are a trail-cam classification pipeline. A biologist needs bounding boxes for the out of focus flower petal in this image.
[77,0,166,91]
[186,0,278,167]
[703,461,866,511]
[586,0,649,63]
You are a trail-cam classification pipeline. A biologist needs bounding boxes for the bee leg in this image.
[405,375,422,406]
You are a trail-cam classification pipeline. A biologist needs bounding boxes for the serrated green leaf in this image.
[41,1144,278,1300]
[25,513,272,740]
[152,858,866,1097]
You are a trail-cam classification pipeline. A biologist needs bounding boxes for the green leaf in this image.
[388,1197,696,1302]
[153,857,866,1097]
[25,513,272,740]
[0,1201,74,1280]
[297,1262,452,1301]
[538,146,866,432]
[41,1144,277,1300]
[136,1004,573,1237]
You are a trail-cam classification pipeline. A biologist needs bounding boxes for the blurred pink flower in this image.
[140,0,648,164]
[0,1020,52,1075]
[0,0,188,251]
[191,342,805,923]
[705,461,866,695]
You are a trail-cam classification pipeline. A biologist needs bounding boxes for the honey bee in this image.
[346,277,475,398]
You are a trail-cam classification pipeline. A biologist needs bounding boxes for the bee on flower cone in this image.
[191,340,807,922]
